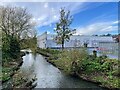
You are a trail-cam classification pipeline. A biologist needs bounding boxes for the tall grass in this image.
[52,48,88,74]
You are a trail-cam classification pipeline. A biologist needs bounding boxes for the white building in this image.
[37,32,115,49]
[98,41,118,54]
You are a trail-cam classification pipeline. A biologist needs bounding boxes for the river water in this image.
[20,53,106,89]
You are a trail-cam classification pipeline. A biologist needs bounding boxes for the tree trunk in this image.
[62,40,64,50]
[62,25,65,50]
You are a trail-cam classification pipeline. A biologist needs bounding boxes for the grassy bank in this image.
[37,48,120,89]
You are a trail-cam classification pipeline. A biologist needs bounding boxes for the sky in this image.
[0,1,118,36]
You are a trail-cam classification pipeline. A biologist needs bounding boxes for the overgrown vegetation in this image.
[0,6,37,88]
[36,48,60,57]
[37,48,120,89]
[2,35,20,61]
[20,36,37,54]
[50,48,88,74]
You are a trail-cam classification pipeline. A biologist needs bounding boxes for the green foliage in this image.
[79,55,119,74]
[28,37,37,54]
[9,36,20,59]
[1,6,36,61]
[54,8,76,49]
[20,37,37,54]
[93,75,119,88]
[50,49,88,74]
[2,35,10,60]
[38,48,119,88]
[2,35,20,61]
[37,48,60,55]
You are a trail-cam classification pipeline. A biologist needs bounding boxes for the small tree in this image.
[54,8,76,50]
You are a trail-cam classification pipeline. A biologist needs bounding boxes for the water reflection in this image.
[20,53,35,80]
[20,53,106,89]
[21,53,34,69]
[34,54,63,88]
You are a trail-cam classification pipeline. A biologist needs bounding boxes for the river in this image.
[20,53,107,89]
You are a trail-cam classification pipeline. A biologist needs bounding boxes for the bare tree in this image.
[0,6,35,39]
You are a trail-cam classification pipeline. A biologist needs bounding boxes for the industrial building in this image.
[37,32,116,49]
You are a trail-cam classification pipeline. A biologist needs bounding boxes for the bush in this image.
[9,36,20,59]
[2,36,20,60]
[53,48,88,74]
[79,55,119,76]
[2,36,11,60]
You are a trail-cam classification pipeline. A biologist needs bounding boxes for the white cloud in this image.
[75,21,118,35]
[1,2,97,28]
[37,15,47,21]
[47,31,50,34]
[0,2,15,6]
[1,2,117,35]
[44,3,48,8]
[113,21,119,24]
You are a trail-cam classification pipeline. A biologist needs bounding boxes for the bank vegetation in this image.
[37,48,120,89]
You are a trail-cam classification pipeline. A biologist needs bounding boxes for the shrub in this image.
[55,48,88,74]
[2,36,11,60]
[9,36,20,59]
[78,54,119,74]
[2,36,20,60]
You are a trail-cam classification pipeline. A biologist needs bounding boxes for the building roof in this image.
[47,34,114,42]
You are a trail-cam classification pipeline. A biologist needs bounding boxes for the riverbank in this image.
[12,69,37,88]
[36,48,120,89]
[2,52,36,89]
[2,52,25,84]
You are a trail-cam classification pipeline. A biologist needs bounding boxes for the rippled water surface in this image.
[20,53,106,89]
